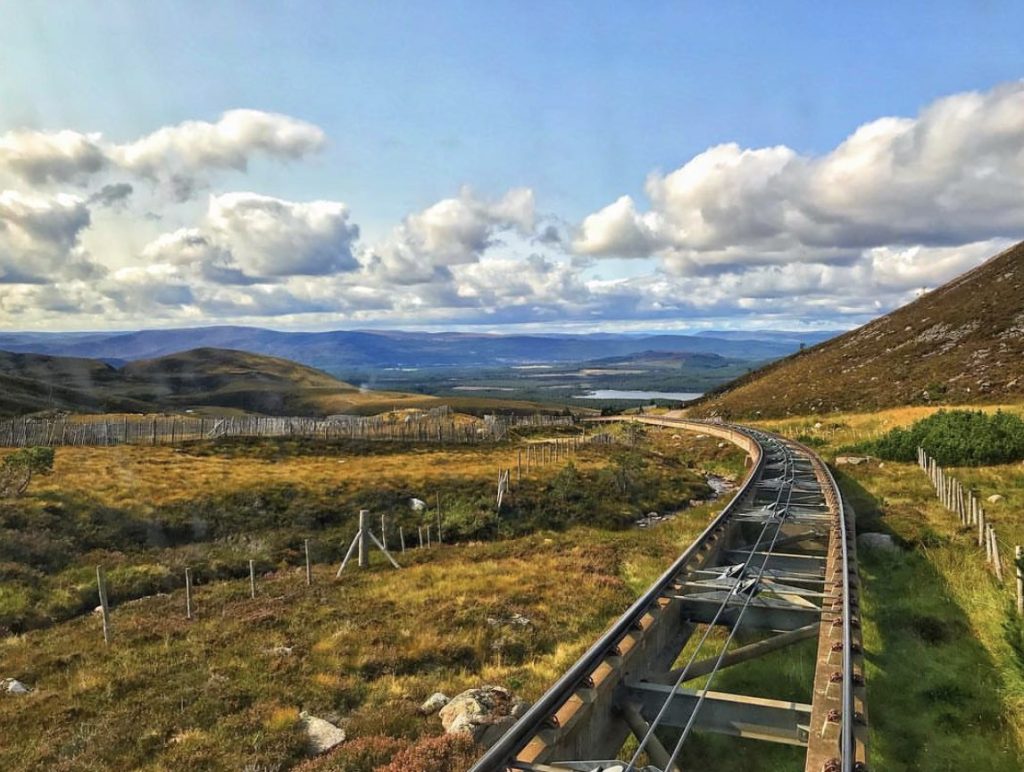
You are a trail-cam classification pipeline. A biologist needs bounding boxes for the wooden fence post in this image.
[249,559,256,599]
[418,526,423,548]
[426,524,432,547]
[991,529,1004,583]
[381,514,387,551]
[305,539,312,585]
[185,568,193,619]
[96,566,111,646]
[358,510,369,568]
[436,492,443,544]
[1016,545,1023,617]
[400,526,406,553]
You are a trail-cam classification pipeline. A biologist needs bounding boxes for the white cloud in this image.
[141,193,360,283]
[0,190,100,283]
[366,187,536,282]
[0,110,325,200]
[111,109,325,181]
[576,81,1024,272]
[0,130,108,185]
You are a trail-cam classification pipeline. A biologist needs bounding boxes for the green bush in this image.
[864,409,1024,465]
[0,446,55,497]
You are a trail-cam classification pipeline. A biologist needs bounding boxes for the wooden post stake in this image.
[380,514,387,551]
[418,526,423,548]
[305,539,312,585]
[518,449,522,482]
[978,508,986,547]
[400,526,406,553]
[358,509,369,568]
[185,568,193,619]
[96,566,111,645]
[249,559,256,599]
[426,524,432,547]
[1016,545,1023,617]
[436,492,443,544]
[991,528,1004,583]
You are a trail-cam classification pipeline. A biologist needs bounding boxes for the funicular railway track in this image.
[470,417,867,772]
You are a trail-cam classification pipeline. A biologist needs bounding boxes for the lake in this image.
[576,389,703,401]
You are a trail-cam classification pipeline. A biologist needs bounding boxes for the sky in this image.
[1,1,1023,333]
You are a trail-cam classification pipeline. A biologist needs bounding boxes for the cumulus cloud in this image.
[112,109,324,176]
[0,190,101,283]
[366,187,536,282]
[576,81,1024,274]
[141,193,360,283]
[0,110,325,200]
[0,129,107,185]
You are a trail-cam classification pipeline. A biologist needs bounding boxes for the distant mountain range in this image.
[693,239,1024,418]
[0,327,838,375]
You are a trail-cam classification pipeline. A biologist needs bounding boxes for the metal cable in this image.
[659,444,799,769]
[623,435,795,771]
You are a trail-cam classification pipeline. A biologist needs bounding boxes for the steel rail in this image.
[623,433,793,770]
[658,440,799,769]
[467,420,767,772]
[469,417,862,772]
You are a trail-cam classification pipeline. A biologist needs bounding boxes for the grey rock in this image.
[858,533,899,553]
[836,456,870,465]
[2,678,31,695]
[300,711,346,755]
[987,494,1005,504]
[420,692,450,714]
[439,686,529,747]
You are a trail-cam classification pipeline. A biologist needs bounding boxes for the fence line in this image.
[0,408,577,448]
[917,446,1021,615]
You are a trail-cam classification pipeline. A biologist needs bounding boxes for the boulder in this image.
[438,686,530,747]
[409,498,427,511]
[836,456,869,466]
[2,678,31,695]
[987,494,1005,504]
[858,533,899,553]
[419,692,450,714]
[300,711,346,755]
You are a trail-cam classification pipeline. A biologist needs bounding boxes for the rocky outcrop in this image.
[438,686,529,747]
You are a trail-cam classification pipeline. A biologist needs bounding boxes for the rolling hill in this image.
[0,327,836,373]
[692,239,1024,418]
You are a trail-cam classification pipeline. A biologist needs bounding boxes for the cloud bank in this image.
[2,83,1024,330]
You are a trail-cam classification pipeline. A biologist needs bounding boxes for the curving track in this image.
[469,417,867,772]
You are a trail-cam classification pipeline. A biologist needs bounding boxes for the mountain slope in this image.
[692,240,1024,418]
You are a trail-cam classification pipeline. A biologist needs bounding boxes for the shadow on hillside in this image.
[837,471,1023,771]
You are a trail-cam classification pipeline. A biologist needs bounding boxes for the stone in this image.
[419,692,450,714]
[409,498,427,511]
[438,686,529,747]
[836,456,869,466]
[300,711,346,755]
[266,645,293,657]
[2,678,31,695]
[987,494,1005,504]
[858,533,899,553]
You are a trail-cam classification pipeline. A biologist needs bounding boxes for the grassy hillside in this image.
[0,427,745,770]
[692,240,1024,418]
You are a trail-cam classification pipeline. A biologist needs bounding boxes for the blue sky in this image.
[1,2,1023,332]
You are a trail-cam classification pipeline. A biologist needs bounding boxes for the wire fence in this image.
[917,446,1023,615]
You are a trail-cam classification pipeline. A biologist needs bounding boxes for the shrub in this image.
[375,733,479,772]
[864,409,1024,466]
[0,446,55,497]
